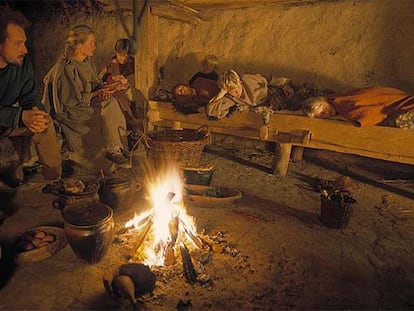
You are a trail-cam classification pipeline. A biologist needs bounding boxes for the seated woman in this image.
[302,87,414,128]
[43,25,130,178]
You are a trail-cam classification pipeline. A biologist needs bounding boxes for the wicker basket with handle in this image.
[144,127,210,167]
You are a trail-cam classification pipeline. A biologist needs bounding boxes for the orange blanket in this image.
[327,87,414,126]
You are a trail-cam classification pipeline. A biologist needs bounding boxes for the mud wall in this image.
[30,0,414,95]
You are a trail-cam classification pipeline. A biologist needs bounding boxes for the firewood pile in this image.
[113,228,253,297]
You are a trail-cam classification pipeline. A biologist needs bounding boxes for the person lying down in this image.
[302,86,414,129]
[206,69,414,129]
[206,69,331,120]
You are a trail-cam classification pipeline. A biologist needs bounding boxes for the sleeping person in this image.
[302,87,414,128]
[206,69,330,120]
[188,54,219,87]
[173,77,220,114]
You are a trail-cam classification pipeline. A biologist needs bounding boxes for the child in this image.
[101,38,135,82]
[172,78,220,115]
[100,39,143,151]
[188,54,219,87]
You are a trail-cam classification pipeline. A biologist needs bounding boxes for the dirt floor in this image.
[0,137,414,311]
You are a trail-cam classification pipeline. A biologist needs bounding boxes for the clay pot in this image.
[52,190,100,210]
[62,202,114,264]
[42,179,100,210]
[99,177,141,212]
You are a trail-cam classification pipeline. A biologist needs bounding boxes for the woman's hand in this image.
[94,83,118,100]
[111,74,129,91]
[100,87,117,100]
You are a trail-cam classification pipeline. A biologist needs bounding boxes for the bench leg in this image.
[272,143,292,177]
[291,146,304,162]
[172,121,182,130]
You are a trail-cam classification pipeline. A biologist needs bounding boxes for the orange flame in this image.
[126,161,198,266]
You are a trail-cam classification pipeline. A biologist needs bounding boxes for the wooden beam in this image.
[175,0,316,9]
[151,3,201,25]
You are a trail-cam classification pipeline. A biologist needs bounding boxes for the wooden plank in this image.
[266,113,414,163]
[148,101,414,165]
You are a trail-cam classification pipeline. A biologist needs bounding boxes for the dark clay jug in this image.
[62,202,114,264]
[99,177,141,212]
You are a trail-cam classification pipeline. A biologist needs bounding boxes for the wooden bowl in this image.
[184,185,242,208]
[14,226,68,264]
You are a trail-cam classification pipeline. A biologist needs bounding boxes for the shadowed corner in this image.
[0,187,18,225]
[0,188,18,289]
[0,241,17,290]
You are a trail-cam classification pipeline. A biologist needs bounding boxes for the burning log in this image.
[129,217,153,258]
[169,216,179,245]
[163,242,175,266]
[179,242,197,284]
[163,216,179,266]
[179,219,205,250]
[166,192,176,202]
[117,213,152,235]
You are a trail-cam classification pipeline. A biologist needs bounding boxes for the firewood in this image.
[129,218,152,257]
[179,242,197,284]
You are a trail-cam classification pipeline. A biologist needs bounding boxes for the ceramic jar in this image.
[98,177,141,212]
[62,202,114,264]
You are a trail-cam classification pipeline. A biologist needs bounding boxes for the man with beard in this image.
[0,7,62,186]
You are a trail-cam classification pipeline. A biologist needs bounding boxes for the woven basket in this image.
[145,127,210,167]
[183,166,214,185]
[320,196,354,229]
[14,226,68,264]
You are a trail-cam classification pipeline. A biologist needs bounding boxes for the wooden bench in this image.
[147,100,414,176]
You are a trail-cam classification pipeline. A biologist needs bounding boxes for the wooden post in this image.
[173,121,182,130]
[272,143,292,177]
[135,5,159,101]
[260,125,269,140]
[291,146,304,162]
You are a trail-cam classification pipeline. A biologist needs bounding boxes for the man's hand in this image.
[22,106,50,133]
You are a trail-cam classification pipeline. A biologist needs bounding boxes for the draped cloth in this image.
[327,87,414,127]
[42,58,124,177]
[207,74,268,119]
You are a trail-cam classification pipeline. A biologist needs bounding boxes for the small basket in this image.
[14,226,68,264]
[183,166,214,185]
[144,127,210,167]
[320,195,354,229]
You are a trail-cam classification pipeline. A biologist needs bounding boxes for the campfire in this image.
[120,162,208,283]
